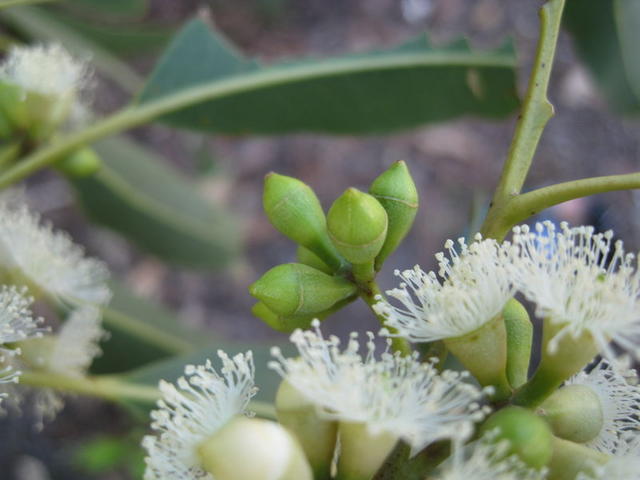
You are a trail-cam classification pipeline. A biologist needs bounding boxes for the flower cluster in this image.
[142,221,640,480]
[0,200,110,423]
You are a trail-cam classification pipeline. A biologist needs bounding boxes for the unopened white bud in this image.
[198,416,312,480]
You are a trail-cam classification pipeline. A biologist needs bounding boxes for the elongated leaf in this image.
[125,343,290,403]
[69,136,241,269]
[138,19,519,134]
[92,281,210,374]
[564,0,640,113]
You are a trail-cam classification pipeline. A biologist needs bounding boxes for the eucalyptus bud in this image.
[547,437,608,480]
[296,245,332,274]
[276,381,338,479]
[369,161,418,269]
[57,147,101,177]
[502,298,533,389]
[513,320,600,408]
[253,293,356,333]
[198,416,313,480]
[327,188,388,283]
[249,263,357,317]
[263,173,344,271]
[444,313,512,401]
[336,421,397,480]
[538,384,604,444]
[481,406,553,470]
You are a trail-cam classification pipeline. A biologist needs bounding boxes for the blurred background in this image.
[1,0,639,478]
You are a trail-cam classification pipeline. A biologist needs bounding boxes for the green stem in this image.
[19,370,277,418]
[0,49,515,189]
[360,282,411,355]
[485,172,640,239]
[481,0,565,240]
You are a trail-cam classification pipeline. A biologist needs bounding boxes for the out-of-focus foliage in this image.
[139,19,520,134]
[70,137,241,270]
[564,0,640,113]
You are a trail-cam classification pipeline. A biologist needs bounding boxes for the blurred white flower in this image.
[0,43,91,99]
[577,432,640,480]
[436,431,547,480]
[0,202,110,305]
[0,285,45,400]
[143,351,256,480]
[373,234,514,342]
[511,222,640,360]
[0,306,105,426]
[269,320,491,455]
[566,359,640,453]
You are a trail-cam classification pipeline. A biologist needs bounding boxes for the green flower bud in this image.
[57,147,101,177]
[512,320,600,408]
[336,421,397,480]
[327,188,388,266]
[538,385,604,443]
[263,173,344,271]
[502,298,533,389]
[276,381,338,479]
[481,406,553,470]
[296,245,332,274]
[249,263,357,317]
[198,416,313,480]
[253,292,356,332]
[444,313,512,401]
[369,161,418,269]
[547,437,608,480]
[0,81,28,133]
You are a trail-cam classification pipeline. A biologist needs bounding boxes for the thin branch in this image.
[481,0,565,239]
[488,172,640,239]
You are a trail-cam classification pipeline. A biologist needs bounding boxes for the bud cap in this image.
[327,188,388,264]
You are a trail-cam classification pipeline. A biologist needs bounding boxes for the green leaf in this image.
[92,280,210,374]
[68,136,241,269]
[125,343,291,404]
[564,0,640,113]
[65,0,148,19]
[138,18,519,135]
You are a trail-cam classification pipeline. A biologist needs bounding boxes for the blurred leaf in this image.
[69,136,241,269]
[74,435,145,477]
[40,5,171,56]
[564,0,640,113]
[65,0,148,18]
[125,342,291,404]
[0,5,143,92]
[92,280,210,374]
[138,18,519,135]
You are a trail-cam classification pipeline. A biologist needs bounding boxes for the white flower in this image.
[269,320,491,455]
[510,222,640,359]
[0,285,45,399]
[143,351,256,480]
[48,305,105,377]
[436,432,547,480]
[0,202,110,305]
[0,43,91,98]
[373,234,515,342]
[577,433,640,480]
[565,359,640,453]
[0,306,105,426]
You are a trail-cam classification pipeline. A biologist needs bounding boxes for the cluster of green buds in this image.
[249,161,418,332]
[0,43,101,177]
